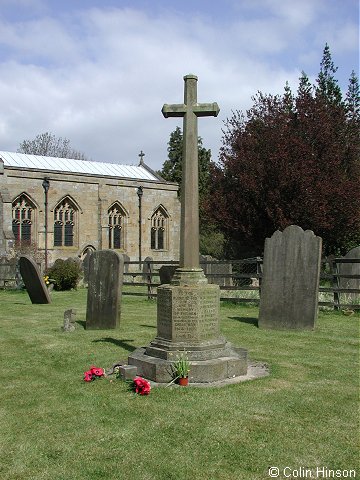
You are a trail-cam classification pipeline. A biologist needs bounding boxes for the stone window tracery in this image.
[108,203,126,249]
[12,194,35,244]
[151,207,168,250]
[54,199,77,247]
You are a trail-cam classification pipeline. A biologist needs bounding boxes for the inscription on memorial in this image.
[157,285,219,342]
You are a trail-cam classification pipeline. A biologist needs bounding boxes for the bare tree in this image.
[18,132,88,160]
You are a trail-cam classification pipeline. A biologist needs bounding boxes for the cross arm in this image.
[162,103,186,118]
[193,102,220,117]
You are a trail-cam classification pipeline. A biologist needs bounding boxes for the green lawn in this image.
[0,289,358,480]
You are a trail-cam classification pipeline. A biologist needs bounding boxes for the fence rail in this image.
[1,257,359,311]
[121,258,360,311]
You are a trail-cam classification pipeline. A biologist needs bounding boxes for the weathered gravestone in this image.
[159,265,178,284]
[122,253,130,273]
[19,255,51,304]
[82,250,92,284]
[128,74,248,383]
[63,308,76,332]
[339,246,360,302]
[86,250,124,329]
[0,257,16,288]
[142,256,153,281]
[258,225,322,330]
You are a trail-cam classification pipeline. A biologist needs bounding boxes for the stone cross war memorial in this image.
[128,74,248,384]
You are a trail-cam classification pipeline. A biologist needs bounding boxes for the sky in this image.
[0,0,358,171]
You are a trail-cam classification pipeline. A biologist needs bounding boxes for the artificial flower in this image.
[84,370,93,382]
[133,377,151,395]
[90,366,104,377]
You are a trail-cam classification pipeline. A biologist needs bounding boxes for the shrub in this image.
[48,258,82,291]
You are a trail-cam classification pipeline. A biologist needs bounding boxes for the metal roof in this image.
[0,151,159,181]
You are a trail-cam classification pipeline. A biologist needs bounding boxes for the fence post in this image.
[146,259,153,300]
[330,258,340,311]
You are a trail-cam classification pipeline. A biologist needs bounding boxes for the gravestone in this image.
[142,256,153,281]
[82,250,94,284]
[19,255,51,304]
[86,250,124,329]
[0,257,16,287]
[258,225,322,330]
[159,265,178,284]
[122,253,130,273]
[63,308,76,332]
[339,246,360,302]
[128,74,248,383]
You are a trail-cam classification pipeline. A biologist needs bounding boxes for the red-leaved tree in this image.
[206,46,360,257]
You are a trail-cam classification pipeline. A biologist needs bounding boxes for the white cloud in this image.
[0,2,358,169]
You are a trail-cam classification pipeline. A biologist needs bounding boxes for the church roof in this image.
[0,151,159,181]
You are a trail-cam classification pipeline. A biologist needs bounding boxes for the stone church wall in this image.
[0,165,180,268]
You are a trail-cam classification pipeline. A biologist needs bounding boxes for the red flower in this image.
[90,366,105,377]
[84,370,93,382]
[133,377,151,395]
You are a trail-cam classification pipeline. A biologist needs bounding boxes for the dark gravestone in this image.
[258,225,322,330]
[339,246,360,302]
[83,250,92,284]
[19,255,51,304]
[159,265,178,284]
[86,250,124,329]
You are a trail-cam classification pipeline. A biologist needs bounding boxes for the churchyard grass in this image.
[0,289,358,480]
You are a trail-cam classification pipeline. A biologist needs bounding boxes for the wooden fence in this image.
[122,257,360,311]
[1,256,359,311]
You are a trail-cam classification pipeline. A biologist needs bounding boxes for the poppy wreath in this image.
[133,377,151,395]
[84,366,105,382]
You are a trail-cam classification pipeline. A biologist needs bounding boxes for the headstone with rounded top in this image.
[86,250,124,329]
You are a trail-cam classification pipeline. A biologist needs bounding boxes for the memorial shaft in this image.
[162,74,219,269]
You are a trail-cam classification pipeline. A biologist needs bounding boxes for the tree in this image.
[18,132,88,160]
[315,43,342,105]
[159,127,225,257]
[160,126,212,200]
[206,46,360,257]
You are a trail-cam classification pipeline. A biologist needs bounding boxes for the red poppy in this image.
[133,377,151,395]
[90,366,104,377]
[84,370,93,382]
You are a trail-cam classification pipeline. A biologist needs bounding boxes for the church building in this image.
[0,151,180,268]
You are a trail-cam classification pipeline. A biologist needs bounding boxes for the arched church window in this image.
[151,207,168,250]
[12,194,35,245]
[108,203,126,249]
[54,198,77,247]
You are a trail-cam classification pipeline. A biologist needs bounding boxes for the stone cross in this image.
[138,150,145,165]
[162,74,219,269]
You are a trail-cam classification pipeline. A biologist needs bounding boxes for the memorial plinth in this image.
[128,269,247,383]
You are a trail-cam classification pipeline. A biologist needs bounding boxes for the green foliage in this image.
[160,126,213,200]
[315,43,342,105]
[161,126,225,258]
[47,258,82,290]
[200,225,225,258]
[171,351,190,378]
